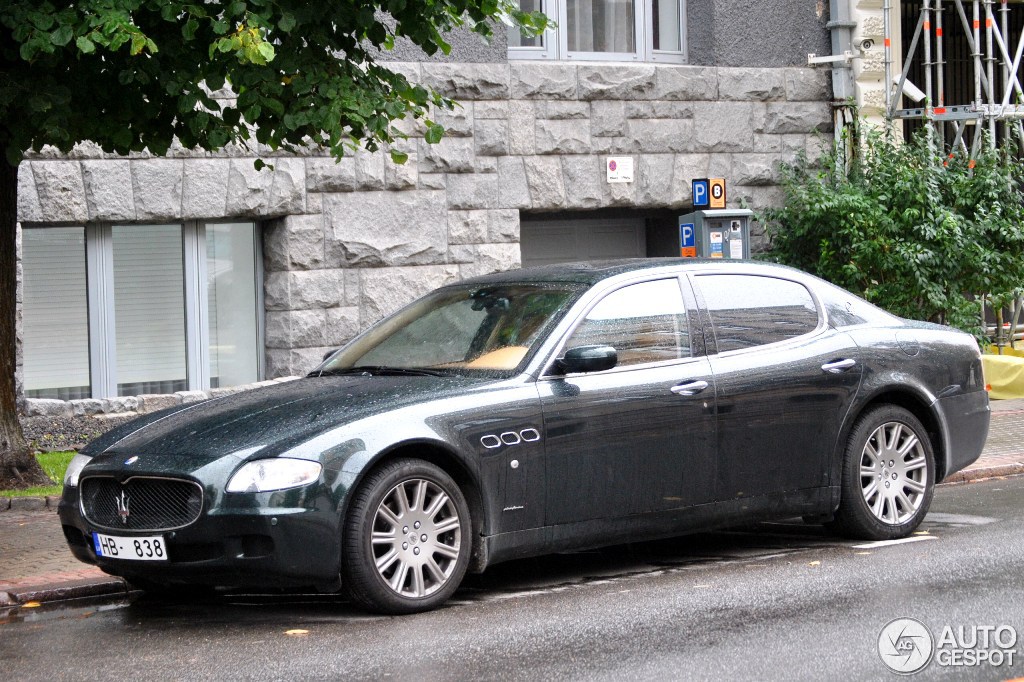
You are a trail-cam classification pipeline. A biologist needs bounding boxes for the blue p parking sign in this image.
[679,222,696,257]
[692,179,710,208]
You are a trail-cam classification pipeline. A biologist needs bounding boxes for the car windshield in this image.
[317,283,584,376]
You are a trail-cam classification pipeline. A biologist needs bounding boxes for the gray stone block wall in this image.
[17,61,832,388]
[687,0,832,68]
[257,62,831,377]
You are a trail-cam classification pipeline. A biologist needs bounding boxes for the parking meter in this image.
[677,209,753,259]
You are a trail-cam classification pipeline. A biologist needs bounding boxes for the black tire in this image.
[342,458,471,614]
[827,405,935,540]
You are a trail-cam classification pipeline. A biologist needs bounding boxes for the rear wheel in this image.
[828,405,935,540]
[342,458,471,614]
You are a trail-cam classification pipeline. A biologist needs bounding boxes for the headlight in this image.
[63,453,93,487]
[226,458,322,493]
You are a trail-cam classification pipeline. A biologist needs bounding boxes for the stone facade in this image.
[17,61,832,401]
[22,376,299,419]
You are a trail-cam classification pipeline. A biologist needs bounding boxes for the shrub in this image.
[762,124,1024,337]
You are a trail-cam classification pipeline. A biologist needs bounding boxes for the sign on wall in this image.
[606,157,634,183]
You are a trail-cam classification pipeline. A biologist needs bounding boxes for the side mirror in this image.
[557,345,618,374]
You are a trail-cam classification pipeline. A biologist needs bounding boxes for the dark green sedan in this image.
[59,259,990,614]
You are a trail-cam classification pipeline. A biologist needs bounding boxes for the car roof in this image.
[456,258,804,287]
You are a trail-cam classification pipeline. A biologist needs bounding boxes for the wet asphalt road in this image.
[2,476,1024,682]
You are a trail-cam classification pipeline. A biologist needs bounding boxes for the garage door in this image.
[520,218,646,267]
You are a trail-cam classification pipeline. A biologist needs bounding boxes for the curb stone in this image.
[940,462,1024,485]
[0,496,61,512]
[0,577,131,608]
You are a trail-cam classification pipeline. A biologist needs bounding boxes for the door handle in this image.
[671,380,709,396]
[821,358,856,373]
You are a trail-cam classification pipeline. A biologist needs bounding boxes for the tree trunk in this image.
[0,159,50,489]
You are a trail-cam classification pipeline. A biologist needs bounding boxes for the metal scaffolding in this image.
[886,0,1024,158]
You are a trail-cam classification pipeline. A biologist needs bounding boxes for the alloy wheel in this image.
[859,421,929,525]
[370,478,462,598]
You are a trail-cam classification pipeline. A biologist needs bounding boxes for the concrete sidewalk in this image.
[2,399,1022,608]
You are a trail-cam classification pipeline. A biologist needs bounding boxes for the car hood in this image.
[84,374,496,464]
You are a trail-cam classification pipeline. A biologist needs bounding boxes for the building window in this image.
[22,228,91,400]
[21,222,263,400]
[508,0,686,63]
[206,223,261,389]
[113,224,188,396]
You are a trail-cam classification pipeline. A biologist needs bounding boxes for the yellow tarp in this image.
[982,352,1024,400]
[989,347,1024,358]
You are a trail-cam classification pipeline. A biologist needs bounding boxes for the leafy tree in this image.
[762,124,1024,338]
[0,0,547,489]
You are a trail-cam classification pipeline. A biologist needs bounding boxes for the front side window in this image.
[322,284,583,375]
[566,278,690,366]
[21,222,262,399]
[508,0,685,63]
[699,274,819,353]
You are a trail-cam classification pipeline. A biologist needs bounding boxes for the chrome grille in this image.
[80,476,203,531]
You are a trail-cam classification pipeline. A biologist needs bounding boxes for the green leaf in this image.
[31,12,55,31]
[75,35,95,53]
[424,122,444,145]
[183,18,199,41]
[19,42,37,61]
[389,149,409,164]
[50,25,74,47]
[257,41,275,63]
[263,97,284,117]
[278,13,296,32]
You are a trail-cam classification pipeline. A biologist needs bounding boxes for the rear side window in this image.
[816,281,899,328]
[566,278,691,367]
[698,274,819,352]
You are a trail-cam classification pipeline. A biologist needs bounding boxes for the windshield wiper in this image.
[312,366,445,378]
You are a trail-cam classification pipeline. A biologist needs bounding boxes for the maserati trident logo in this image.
[115,490,131,525]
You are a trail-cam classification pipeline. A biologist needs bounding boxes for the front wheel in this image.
[342,458,471,614]
[828,405,935,540]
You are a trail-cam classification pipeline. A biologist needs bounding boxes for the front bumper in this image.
[58,488,344,591]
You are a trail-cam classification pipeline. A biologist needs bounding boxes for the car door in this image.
[538,276,717,526]
[692,272,862,502]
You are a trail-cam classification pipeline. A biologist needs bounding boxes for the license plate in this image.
[92,532,169,561]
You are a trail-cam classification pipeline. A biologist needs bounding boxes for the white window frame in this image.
[28,221,264,400]
[508,0,687,64]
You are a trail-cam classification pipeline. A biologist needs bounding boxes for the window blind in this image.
[112,225,187,395]
[22,228,91,398]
